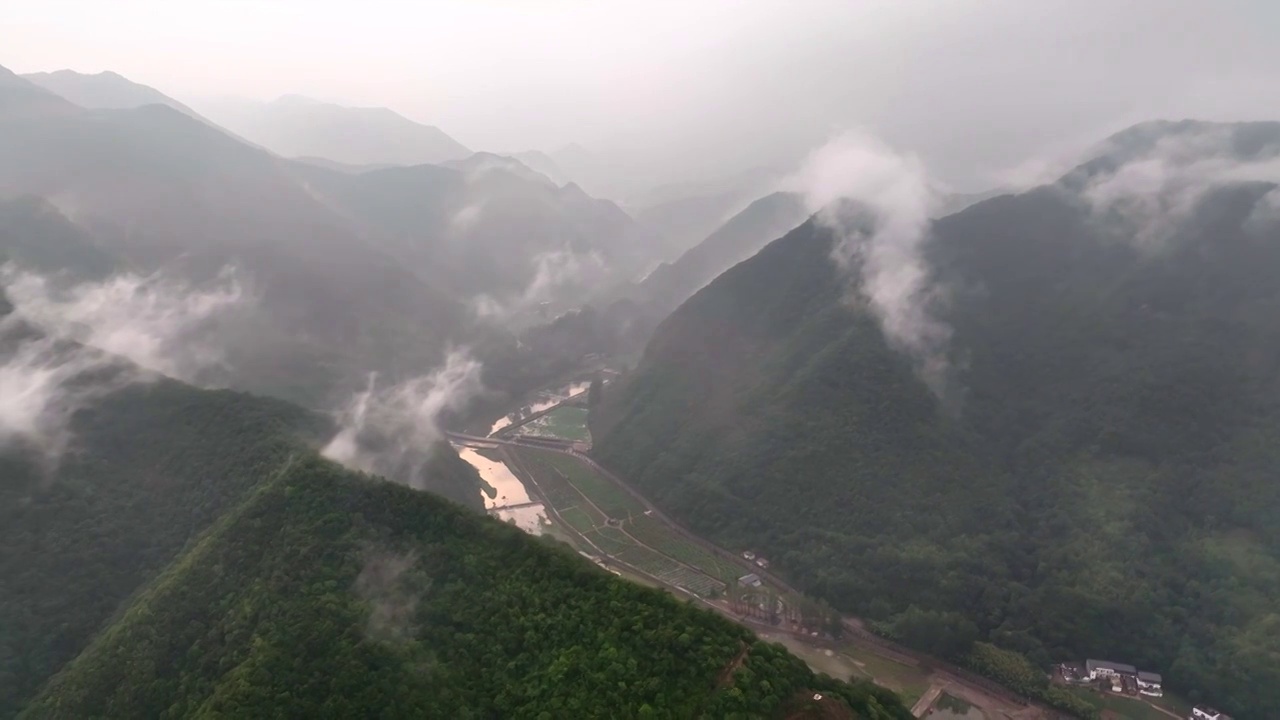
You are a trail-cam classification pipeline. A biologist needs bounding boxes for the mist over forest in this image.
[1,3,1279,719]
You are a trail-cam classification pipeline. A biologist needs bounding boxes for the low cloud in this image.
[1245,188,1280,234]
[1,265,248,383]
[355,547,428,644]
[450,202,485,231]
[469,249,604,323]
[1082,126,1280,249]
[323,349,485,489]
[0,266,250,467]
[0,317,135,465]
[785,130,951,395]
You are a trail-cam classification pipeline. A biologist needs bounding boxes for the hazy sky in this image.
[4,0,1279,190]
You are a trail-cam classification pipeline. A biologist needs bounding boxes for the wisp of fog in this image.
[0,264,248,465]
[1083,125,1280,249]
[323,350,485,488]
[785,130,951,395]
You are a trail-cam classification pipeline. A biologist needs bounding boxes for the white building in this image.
[1137,671,1163,697]
[1086,659,1136,679]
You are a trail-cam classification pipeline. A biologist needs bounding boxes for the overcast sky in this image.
[4,0,1279,190]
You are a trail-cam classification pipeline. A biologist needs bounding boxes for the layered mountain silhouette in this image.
[198,94,471,166]
[22,68,209,123]
[0,66,657,408]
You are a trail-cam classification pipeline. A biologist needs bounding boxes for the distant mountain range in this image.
[631,167,786,261]
[196,93,471,166]
[22,69,208,122]
[0,65,657,414]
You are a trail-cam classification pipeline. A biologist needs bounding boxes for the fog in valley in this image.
[3,3,1280,719]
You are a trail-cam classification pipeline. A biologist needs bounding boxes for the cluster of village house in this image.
[1063,659,1164,700]
[1061,660,1232,720]
[736,551,770,587]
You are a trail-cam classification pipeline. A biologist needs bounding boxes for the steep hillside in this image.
[0,68,471,406]
[290,156,653,311]
[634,191,808,315]
[18,455,911,720]
[632,167,783,259]
[595,121,1280,718]
[0,374,331,716]
[198,94,471,166]
[534,192,810,362]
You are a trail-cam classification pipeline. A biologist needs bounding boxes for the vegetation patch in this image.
[519,405,591,442]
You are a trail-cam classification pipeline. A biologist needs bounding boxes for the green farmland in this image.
[518,406,591,442]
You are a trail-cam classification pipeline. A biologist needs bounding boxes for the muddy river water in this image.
[454,445,548,535]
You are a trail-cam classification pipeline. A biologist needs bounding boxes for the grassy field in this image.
[839,642,932,706]
[556,506,601,535]
[624,514,745,583]
[519,406,591,442]
[1068,689,1178,720]
[509,445,739,598]
[541,452,646,518]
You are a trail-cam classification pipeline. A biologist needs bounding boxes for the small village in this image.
[1058,659,1233,720]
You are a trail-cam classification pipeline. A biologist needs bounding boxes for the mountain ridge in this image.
[594,119,1280,718]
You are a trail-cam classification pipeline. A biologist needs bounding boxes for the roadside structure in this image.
[1137,670,1163,697]
[1086,659,1136,679]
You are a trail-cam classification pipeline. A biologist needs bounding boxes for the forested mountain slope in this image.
[634,192,808,318]
[17,454,911,719]
[0,376,331,716]
[594,121,1280,718]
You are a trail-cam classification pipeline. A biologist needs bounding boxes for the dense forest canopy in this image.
[16,452,911,719]
[594,121,1280,719]
[0,377,330,716]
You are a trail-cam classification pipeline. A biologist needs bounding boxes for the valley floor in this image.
[450,429,1065,720]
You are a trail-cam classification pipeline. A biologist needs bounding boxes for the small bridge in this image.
[490,500,543,511]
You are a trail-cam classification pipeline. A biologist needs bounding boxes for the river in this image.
[454,445,548,535]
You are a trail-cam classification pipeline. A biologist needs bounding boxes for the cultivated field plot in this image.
[511,449,590,509]
[556,506,602,535]
[536,452,646,519]
[624,514,744,583]
[581,527,633,556]
[509,445,730,598]
[518,406,591,442]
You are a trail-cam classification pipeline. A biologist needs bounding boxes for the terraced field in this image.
[581,526,633,556]
[624,514,744,583]
[557,506,602,534]
[505,445,753,600]
[538,453,646,518]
